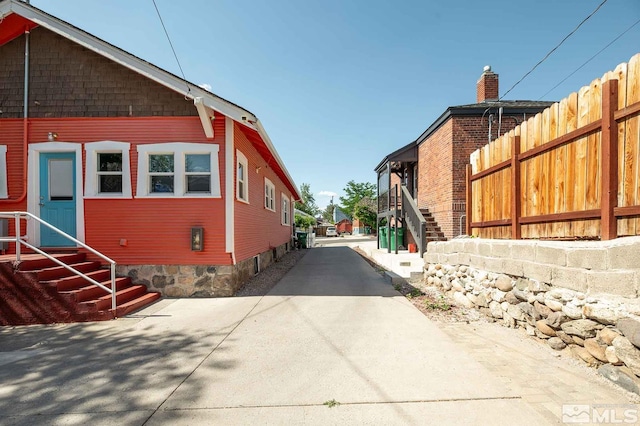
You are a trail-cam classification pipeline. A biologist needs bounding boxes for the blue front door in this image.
[39,152,76,247]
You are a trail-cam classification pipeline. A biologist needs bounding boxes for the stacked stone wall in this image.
[117,241,290,297]
[424,236,640,394]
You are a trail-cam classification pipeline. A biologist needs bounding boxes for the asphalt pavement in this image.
[0,245,634,425]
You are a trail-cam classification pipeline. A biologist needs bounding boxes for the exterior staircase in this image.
[419,208,447,243]
[0,252,160,326]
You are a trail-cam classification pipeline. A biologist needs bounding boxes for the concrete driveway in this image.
[0,246,635,425]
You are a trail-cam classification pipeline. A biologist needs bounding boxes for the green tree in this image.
[295,214,316,229]
[295,183,320,216]
[322,204,335,223]
[339,181,376,219]
[353,196,377,230]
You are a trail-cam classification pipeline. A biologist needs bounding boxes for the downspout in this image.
[225,117,236,265]
[1,27,30,204]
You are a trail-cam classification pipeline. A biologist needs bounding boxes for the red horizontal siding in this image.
[234,122,293,262]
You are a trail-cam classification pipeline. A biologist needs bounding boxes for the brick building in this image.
[376,66,553,254]
[0,0,299,323]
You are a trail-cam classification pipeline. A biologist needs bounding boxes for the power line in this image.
[538,17,640,100]
[152,0,190,94]
[500,0,609,101]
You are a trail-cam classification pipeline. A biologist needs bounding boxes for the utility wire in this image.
[152,0,190,94]
[499,0,609,101]
[538,17,640,100]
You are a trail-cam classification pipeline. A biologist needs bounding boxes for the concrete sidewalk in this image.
[347,236,424,279]
[0,246,635,425]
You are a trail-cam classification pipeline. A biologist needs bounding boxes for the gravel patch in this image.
[234,249,308,297]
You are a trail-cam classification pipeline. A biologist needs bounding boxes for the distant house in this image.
[376,66,554,254]
[0,0,299,314]
[333,206,350,223]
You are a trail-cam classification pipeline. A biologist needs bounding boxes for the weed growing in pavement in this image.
[406,288,423,299]
[323,399,340,408]
[424,295,451,311]
[393,284,402,292]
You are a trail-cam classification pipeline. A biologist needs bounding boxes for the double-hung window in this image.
[264,178,275,211]
[136,143,220,198]
[236,150,248,203]
[84,141,132,198]
[282,193,290,225]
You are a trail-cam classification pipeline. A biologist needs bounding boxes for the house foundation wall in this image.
[117,242,290,297]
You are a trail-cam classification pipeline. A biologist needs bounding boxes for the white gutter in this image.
[254,119,301,200]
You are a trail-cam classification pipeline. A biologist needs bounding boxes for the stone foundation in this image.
[117,242,290,297]
[423,236,640,394]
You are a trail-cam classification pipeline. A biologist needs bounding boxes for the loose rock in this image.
[519,302,541,322]
[453,291,475,309]
[570,345,599,367]
[617,318,640,349]
[546,312,569,329]
[533,301,552,318]
[545,299,563,312]
[598,364,640,395]
[562,303,583,320]
[489,301,503,319]
[495,275,513,292]
[584,338,608,363]
[561,319,602,339]
[582,304,619,325]
[613,336,640,376]
[505,292,520,305]
[548,337,567,350]
[556,330,574,345]
[605,345,623,366]
[536,320,557,337]
[598,328,621,346]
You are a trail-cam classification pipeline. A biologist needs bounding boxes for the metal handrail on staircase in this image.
[400,185,427,257]
[0,211,117,312]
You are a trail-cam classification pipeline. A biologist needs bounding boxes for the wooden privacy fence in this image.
[466,53,640,240]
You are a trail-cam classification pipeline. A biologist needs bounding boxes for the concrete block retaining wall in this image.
[423,236,640,394]
[117,242,290,297]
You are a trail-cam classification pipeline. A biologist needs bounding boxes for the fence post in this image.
[465,164,472,235]
[601,79,619,240]
[511,136,522,239]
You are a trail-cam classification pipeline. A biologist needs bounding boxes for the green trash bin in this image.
[390,227,405,251]
[296,231,308,248]
[379,227,388,249]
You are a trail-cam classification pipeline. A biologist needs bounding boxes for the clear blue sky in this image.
[31,0,640,210]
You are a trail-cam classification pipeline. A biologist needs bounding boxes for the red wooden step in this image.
[47,269,112,291]
[36,261,102,281]
[60,277,132,303]
[17,253,86,272]
[80,285,148,312]
[115,292,162,317]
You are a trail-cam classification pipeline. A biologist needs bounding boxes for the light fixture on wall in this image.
[191,227,204,251]
[255,166,261,174]
[47,132,58,141]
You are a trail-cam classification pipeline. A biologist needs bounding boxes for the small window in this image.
[236,150,248,203]
[149,154,175,193]
[97,152,123,193]
[185,154,211,193]
[282,193,290,225]
[0,146,7,198]
[264,178,275,211]
[84,141,132,198]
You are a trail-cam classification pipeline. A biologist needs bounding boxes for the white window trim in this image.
[264,177,275,212]
[136,143,221,198]
[281,193,290,226]
[84,141,132,198]
[236,149,249,204]
[0,146,7,198]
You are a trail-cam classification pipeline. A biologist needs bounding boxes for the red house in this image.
[0,0,300,323]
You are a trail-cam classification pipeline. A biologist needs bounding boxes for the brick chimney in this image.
[477,65,499,103]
